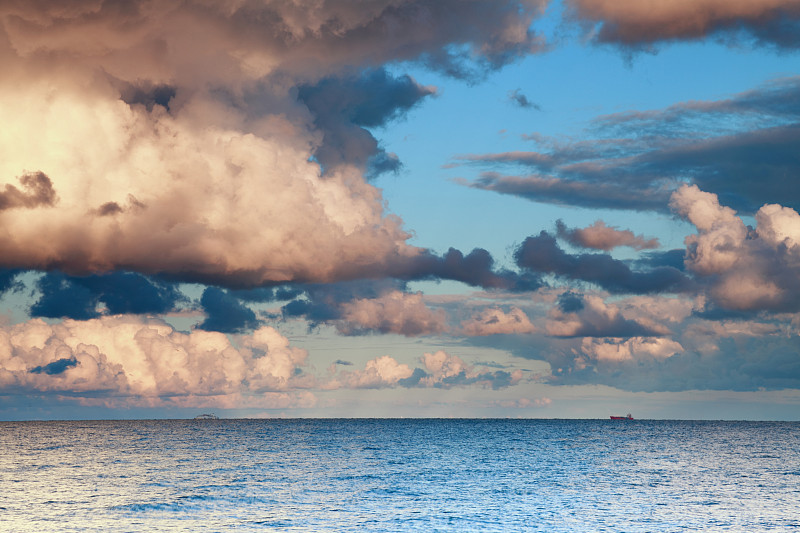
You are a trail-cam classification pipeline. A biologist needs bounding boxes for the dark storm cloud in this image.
[297,68,435,177]
[557,291,585,312]
[398,247,543,292]
[0,172,57,210]
[30,271,184,320]
[197,287,259,333]
[514,231,692,294]
[566,0,800,50]
[31,273,99,320]
[459,77,800,213]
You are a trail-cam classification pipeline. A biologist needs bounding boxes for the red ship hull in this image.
[610,415,633,420]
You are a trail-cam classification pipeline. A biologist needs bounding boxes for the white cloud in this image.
[0,316,309,404]
[579,337,684,363]
[671,184,800,311]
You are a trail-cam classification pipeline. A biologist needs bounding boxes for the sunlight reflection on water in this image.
[1,419,798,532]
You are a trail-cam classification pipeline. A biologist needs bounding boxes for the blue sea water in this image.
[1,419,798,532]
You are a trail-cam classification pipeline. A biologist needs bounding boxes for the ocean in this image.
[1,419,798,532]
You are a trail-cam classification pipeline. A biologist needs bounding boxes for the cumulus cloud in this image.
[417,350,524,389]
[0,316,309,404]
[567,0,800,48]
[671,184,800,311]
[330,355,415,389]
[337,290,447,336]
[0,0,549,287]
[461,306,536,336]
[328,350,525,390]
[578,336,684,362]
[556,219,659,251]
[546,293,669,337]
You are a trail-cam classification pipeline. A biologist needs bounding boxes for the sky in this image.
[1,0,800,420]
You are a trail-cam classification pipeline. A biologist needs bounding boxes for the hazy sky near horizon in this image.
[2,0,800,420]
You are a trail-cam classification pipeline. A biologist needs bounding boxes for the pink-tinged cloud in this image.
[420,350,523,388]
[579,337,684,363]
[671,184,800,311]
[0,316,309,403]
[547,294,669,337]
[461,306,536,336]
[556,219,659,251]
[567,0,800,46]
[0,0,548,83]
[336,291,447,336]
[0,1,549,286]
[0,77,418,285]
[329,355,414,389]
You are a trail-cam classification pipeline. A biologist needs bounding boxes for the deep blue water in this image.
[1,419,798,532]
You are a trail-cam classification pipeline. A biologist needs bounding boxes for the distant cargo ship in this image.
[194,413,219,420]
[610,414,633,420]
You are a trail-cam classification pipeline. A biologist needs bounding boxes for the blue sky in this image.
[1,0,800,420]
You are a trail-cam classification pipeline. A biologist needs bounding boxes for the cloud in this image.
[556,219,659,251]
[0,172,57,210]
[416,350,524,389]
[297,68,436,178]
[459,78,800,214]
[330,355,415,389]
[461,171,673,212]
[671,184,800,312]
[461,306,536,336]
[328,350,525,390]
[566,0,800,49]
[29,271,184,320]
[397,247,543,291]
[336,290,447,336]
[0,1,548,81]
[0,269,23,296]
[514,231,692,294]
[0,316,309,403]
[281,279,406,326]
[546,293,668,337]
[0,0,549,287]
[578,336,684,362]
[508,89,540,110]
[197,287,259,333]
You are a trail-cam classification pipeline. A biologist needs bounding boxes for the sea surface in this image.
[1,419,798,532]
